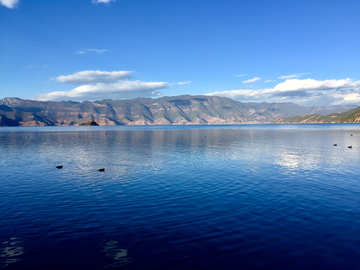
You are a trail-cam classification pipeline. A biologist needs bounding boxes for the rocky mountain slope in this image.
[0,96,356,126]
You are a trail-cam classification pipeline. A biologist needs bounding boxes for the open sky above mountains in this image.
[0,0,359,106]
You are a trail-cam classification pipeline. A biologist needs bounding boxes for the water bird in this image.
[99,168,105,172]
[348,146,352,149]
[333,144,337,146]
[56,165,63,169]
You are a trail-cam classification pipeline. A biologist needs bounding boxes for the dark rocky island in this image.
[78,119,99,126]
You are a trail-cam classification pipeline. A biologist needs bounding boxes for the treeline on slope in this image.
[0,95,357,126]
[272,106,360,124]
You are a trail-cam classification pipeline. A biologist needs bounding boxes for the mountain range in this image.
[0,96,358,126]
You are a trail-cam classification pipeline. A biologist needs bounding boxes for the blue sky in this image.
[1,0,359,106]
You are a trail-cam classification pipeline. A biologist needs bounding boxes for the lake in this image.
[0,124,359,269]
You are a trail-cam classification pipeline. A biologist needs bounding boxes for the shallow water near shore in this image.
[1,124,360,269]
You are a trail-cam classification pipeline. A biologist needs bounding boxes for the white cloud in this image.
[243,77,261,84]
[37,81,169,101]
[55,70,132,85]
[39,70,169,101]
[91,0,114,4]
[235,74,246,77]
[177,81,192,85]
[332,93,360,105]
[206,78,360,106]
[278,73,307,80]
[0,0,18,9]
[75,48,108,54]
[264,80,275,83]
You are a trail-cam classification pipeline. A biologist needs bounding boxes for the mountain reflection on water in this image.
[0,124,359,269]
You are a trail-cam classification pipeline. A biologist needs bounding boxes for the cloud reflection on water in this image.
[0,238,24,268]
[103,241,131,268]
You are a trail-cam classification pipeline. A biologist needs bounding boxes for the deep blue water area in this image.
[1,124,359,269]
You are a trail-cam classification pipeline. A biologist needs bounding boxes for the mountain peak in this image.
[0,97,23,106]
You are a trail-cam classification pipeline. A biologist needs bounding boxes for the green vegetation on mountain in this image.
[338,107,360,123]
[272,106,360,124]
[0,96,357,126]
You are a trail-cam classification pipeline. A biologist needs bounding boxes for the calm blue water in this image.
[0,124,359,270]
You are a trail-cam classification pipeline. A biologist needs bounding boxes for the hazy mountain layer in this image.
[0,96,356,126]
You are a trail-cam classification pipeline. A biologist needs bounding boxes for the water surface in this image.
[1,124,360,269]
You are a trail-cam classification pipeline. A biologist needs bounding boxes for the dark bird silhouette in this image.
[348,146,352,149]
[333,144,337,146]
[56,165,63,169]
[99,168,105,172]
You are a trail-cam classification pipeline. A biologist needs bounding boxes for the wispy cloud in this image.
[75,48,108,54]
[264,79,275,83]
[206,78,360,106]
[91,0,115,4]
[235,74,246,77]
[55,70,132,85]
[38,70,169,101]
[27,65,35,69]
[0,0,18,9]
[243,77,261,84]
[272,78,359,92]
[278,73,308,80]
[177,81,192,85]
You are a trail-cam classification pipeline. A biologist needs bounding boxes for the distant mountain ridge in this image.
[0,96,357,126]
